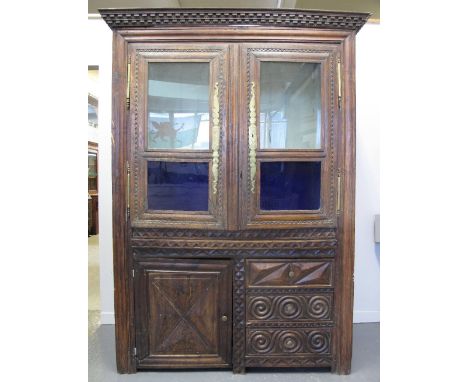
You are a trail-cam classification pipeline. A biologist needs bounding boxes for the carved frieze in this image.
[244,356,332,367]
[130,238,336,250]
[247,294,333,321]
[246,328,332,355]
[132,227,336,239]
[133,248,336,258]
[100,8,369,32]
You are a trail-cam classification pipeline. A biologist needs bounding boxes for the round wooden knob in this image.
[221,315,228,322]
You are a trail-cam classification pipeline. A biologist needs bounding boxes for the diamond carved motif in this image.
[247,261,333,287]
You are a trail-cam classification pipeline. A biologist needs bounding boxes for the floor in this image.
[89,317,379,382]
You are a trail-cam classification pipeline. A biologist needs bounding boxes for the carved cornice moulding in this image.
[99,8,370,32]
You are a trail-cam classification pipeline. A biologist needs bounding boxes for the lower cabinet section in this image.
[134,259,232,368]
[133,257,335,371]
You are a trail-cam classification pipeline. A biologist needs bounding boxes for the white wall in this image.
[354,22,380,322]
[87,18,114,324]
[87,18,380,324]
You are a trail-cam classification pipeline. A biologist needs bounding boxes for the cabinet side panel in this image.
[335,33,356,375]
[112,32,136,374]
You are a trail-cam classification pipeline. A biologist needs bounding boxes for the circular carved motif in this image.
[307,296,330,319]
[278,331,303,353]
[250,331,273,354]
[278,296,302,319]
[248,297,273,320]
[307,331,330,353]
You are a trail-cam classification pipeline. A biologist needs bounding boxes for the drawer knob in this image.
[221,315,228,322]
[288,271,295,278]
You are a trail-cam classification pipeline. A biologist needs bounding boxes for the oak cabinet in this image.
[100,7,369,375]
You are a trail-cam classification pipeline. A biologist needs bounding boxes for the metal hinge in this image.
[132,269,135,278]
[126,57,131,109]
[126,161,130,221]
[337,58,342,110]
[133,347,137,357]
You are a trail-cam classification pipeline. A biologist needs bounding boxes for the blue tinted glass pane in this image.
[260,162,321,210]
[147,161,209,211]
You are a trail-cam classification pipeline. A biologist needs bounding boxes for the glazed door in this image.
[134,260,232,368]
[239,44,342,229]
[128,44,230,229]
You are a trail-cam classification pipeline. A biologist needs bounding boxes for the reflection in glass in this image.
[147,63,210,150]
[88,153,97,192]
[260,62,321,149]
[147,161,209,211]
[260,161,321,210]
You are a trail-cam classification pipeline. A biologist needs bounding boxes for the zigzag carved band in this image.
[131,238,337,250]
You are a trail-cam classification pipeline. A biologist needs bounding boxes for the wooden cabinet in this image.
[100,7,369,375]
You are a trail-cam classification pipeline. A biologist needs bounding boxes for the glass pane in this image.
[260,162,321,210]
[88,153,97,177]
[147,62,210,150]
[147,161,209,211]
[260,62,321,149]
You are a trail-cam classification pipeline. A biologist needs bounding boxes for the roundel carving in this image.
[250,331,274,353]
[307,296,331,319]
[278,296,302,319]
[248,296,274,320]
[278,331,304,353]
[307,331,330,353]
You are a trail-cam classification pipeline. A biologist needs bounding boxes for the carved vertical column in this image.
[232,258,246,374]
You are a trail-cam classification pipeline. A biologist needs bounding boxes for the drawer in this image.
[246,260,333,288]
[246,327,332,356]
[247,293,333,322]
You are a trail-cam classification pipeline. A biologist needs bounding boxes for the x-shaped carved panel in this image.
[150,277,217,355]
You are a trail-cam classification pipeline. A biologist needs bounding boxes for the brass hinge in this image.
[336,170,342,213]
[126,57,131,109]
[337,58,342,110]
[126,161,130,221]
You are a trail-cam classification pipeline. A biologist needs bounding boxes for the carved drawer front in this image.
[246,328,332,356]
[246,260,333,288]
[247,293,333,322]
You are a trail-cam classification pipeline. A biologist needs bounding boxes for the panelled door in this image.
[127,42,342,230]
[128,44,230,229]
[238,43,342,229]
[134,260,232,368]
